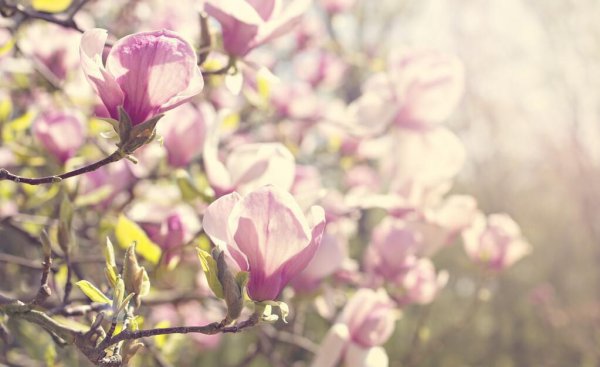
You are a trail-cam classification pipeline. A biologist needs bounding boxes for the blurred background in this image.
[380,0,600,366]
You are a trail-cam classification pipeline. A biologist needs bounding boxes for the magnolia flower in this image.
[396,257,448,305]
[32,109,86,164]
[157,102,214,167]
[204,0,311,57]
[311,289,397,367]
[203,124,296,196]
[364,217,422,281]
[80,28,204,126]
[462,213,531,271]
[350,49,464,133]
[203,185,326,301]
[19,23,80,81]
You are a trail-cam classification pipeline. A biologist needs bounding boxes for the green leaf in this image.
[75,280,111,305]
[104,238,119,287]
[31,0,73,13]
[197,248,224,299]
[175,170,201,201]
[74,186,113,207]
[115,215,161,264]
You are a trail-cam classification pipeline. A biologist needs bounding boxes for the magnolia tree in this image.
[0,0,530,366]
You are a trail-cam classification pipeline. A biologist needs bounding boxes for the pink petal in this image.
[310,324,349,367]
[256,0,311,48]
[106,30,201,125]
[204,0,262,56]
[202,192,249,268]
[226,143,296,194]
[80,29,124,120]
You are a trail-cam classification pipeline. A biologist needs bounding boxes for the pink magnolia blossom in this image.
[364,217,422,281]
[32,109,86,164]
[311,288,396,367]
[204,0,311,57]
[157,102,214,167]
[80,28,204,125]
[19,23,80,81]
[203,185,326,301]
[350,49,464,132]
[203,124,296,195]
[396,257,448,305]
[462,213,531,271]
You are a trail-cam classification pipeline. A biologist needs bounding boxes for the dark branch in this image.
[0,150,124,185]
[107,313,260,347]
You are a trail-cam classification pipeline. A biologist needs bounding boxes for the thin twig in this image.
[30,252,52,306]
[0,150,123,185]
[0,0,85,32]
[107,314,260,347]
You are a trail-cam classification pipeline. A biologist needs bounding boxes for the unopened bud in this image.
[213,248,243,322]
[122,243,149,308]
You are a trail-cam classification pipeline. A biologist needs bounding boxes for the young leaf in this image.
[115,215,161,264]
[197,248,224,299]
[31,0,72,13]
[75,280,111,305]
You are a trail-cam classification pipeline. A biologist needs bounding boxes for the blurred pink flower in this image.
[364,217,422,281]
[462,213,531,271]
[157,102,214,167]
[80,28,204,125]
[203,185,326,301]
[396,257,448,305]
[19,23,80,81]
[203,128,296,196]
[32,109,86,164]
[271,82,321,121]
[78,160,135,209]
[293,50,347,88]
[204,0,311,57]
[311,288,396,367]
[350,49,464,132]
[130,203,201,266]
[319,0,355,14]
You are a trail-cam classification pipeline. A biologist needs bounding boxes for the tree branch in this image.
[0,150,124,185]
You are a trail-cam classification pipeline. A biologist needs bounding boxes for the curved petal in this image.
[203,112,233,194]
[79,29,124,120]
[204,0,262,56]
[203,192,241,248]
[310,323,349,367]
[203,191,249,271]
[106,30,201,125]
[344,345,389,367]
[278,205,326,284]
[255,0,311,48]
[158,66,204,113]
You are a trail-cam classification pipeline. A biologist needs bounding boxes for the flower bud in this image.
[122,244,150,308]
